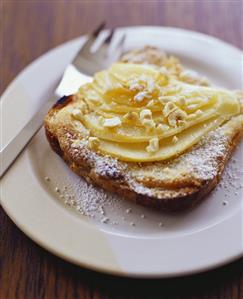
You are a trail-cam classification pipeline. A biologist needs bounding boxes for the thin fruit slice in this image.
[110,63,160,83]
[83,89,239,143]
[97,116,225,162]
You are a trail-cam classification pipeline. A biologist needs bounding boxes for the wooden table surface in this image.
[1,1,243,298]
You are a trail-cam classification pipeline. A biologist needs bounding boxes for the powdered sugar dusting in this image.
[178,127,228,180]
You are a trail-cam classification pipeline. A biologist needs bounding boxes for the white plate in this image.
[1,26,243,278]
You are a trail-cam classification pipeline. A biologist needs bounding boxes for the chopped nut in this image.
[103,117,121,128]
[167,108,187,127]
[88,137,100,150]
[146,100,155,107]
[142,119,156,131]
[134,91,150,102]
[71,108,83,120]
[167,113,177,127]
[147,78,155,93]
[172,136,178,143]
[195,109,203,116]
[156,123,170,133]
[162,101,177,117]
[140,109,152,120]
[128,78,144,91]
[146,137,159,153]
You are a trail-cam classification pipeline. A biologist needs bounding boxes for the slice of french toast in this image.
[44,47,243,211]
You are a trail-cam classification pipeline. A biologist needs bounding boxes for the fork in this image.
[0,23,126,178]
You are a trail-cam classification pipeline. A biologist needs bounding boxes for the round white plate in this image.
[1,27,243,278]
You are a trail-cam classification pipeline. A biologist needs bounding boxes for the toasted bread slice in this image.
[44,47,243,211]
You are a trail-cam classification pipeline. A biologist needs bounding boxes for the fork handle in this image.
[0,95,57,179]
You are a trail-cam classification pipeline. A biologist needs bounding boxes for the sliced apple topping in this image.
[74,62,240,162]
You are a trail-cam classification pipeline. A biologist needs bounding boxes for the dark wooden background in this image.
[1,1,243,298]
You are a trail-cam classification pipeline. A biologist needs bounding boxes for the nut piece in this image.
[156,123,170,133]
[142,119,156,131]
[103,117,121,128]
[147,78,155,93]
[172,136,178,143]
[128,78,143,91]
[134,91,150,102]
[195,109,203,116]
[88,137,100,150]
[146,137,159,153]
[146,99,155,107]
[139,109,155,131]
[71,108,83,120]
[167,113,177,127]
[140,109,152,120]
[162,102,177,117]
[167,108,187,127]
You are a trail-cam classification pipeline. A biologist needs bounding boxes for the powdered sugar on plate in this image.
[42,146,242,234]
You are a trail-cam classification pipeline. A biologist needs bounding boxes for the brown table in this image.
[1,1,243,298]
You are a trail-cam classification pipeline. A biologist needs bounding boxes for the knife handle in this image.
[0,96,57,179]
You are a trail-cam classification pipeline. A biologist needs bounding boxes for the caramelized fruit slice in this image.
[97,117,225,162]
[82,108,216,142]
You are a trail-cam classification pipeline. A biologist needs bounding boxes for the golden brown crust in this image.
[44,47,243,212]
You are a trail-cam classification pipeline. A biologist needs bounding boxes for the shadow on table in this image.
[50,254,242,298]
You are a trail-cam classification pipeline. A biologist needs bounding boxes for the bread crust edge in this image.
[44,101,243,211]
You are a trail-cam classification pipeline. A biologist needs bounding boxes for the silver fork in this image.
[0,24,125,178]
